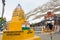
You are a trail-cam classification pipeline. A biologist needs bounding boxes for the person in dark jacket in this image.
[46,23,53,30]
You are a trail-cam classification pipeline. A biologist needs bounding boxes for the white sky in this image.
[0,0,50,21]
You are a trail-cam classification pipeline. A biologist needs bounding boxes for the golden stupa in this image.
[2,4,41,40]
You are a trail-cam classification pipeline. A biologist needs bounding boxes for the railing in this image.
[30,25,60,35]
[30,26,43,35]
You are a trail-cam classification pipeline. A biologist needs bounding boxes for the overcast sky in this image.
[0,0,50,21]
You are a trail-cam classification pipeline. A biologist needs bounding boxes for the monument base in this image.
[2,29,41,40]
[25,36,41,40]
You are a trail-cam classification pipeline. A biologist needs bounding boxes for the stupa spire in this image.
[16,4,22,9]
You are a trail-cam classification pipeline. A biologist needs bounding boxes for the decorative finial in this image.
[17,4,22,9]
[18,4,20,6]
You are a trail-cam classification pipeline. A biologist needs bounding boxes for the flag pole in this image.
[2,0,5,18]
